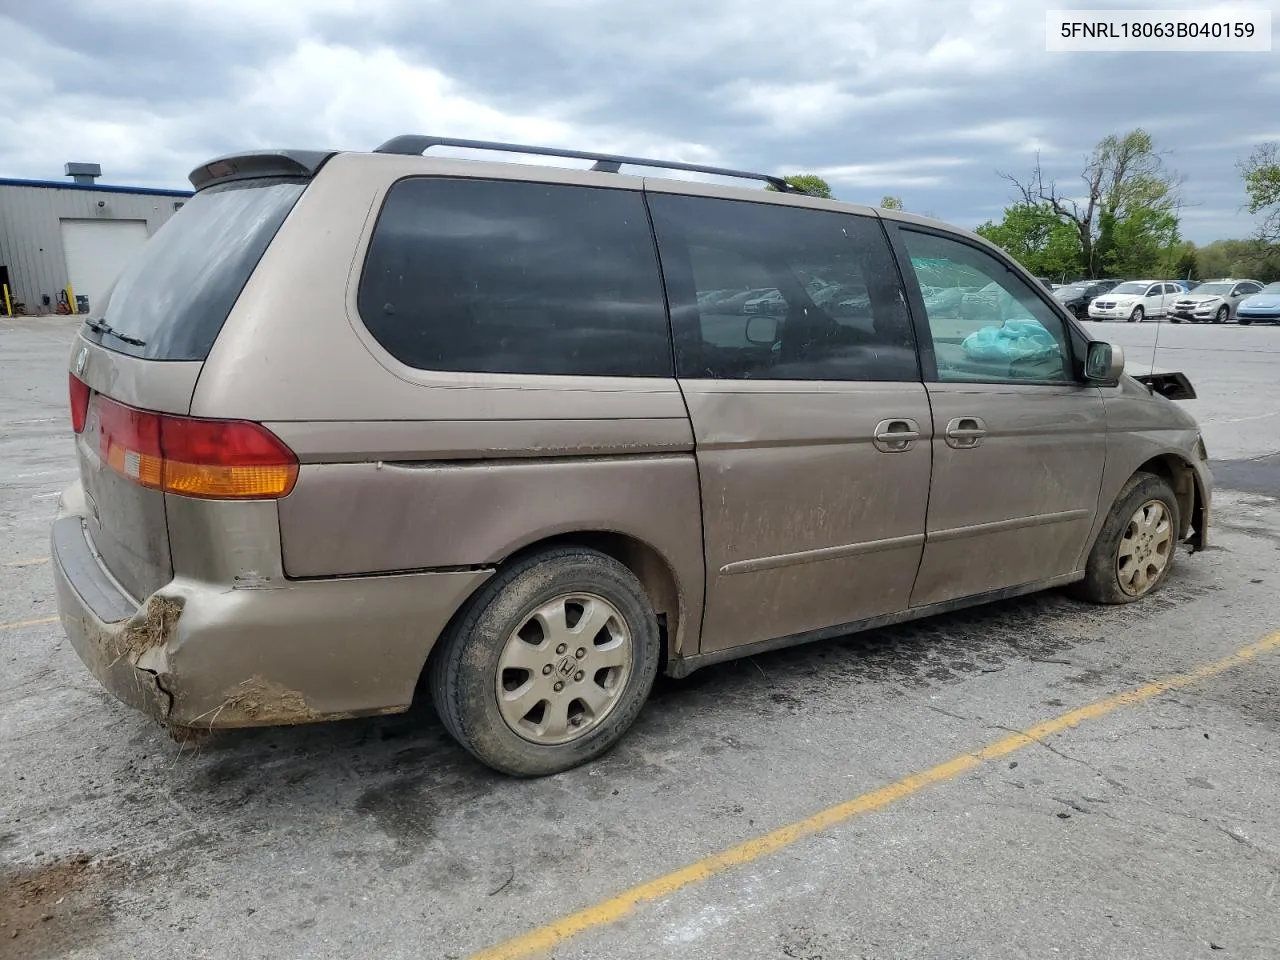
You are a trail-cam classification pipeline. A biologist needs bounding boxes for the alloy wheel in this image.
[495,593,633,745]
[1116,500,1174,597]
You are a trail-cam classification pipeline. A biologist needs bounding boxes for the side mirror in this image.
[746,314,780,345]
[1085,340,1125,384]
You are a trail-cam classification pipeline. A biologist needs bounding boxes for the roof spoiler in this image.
[373,134,806,194]
[188,150,338,191]
[1133,371,1196,401]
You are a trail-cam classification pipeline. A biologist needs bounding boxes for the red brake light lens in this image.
[89,395,298,499]
[69,374,90,434]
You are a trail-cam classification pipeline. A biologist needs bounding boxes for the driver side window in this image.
[901,229,1073,384]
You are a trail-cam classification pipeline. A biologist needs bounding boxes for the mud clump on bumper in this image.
[190,675,323,728]
[108,596,184,667]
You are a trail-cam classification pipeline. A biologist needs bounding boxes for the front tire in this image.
[1071,472,1180,605]
[1213,305,1228,324]
[429,547,661,776]
[1129,306,1144,323]
[1238,317,1253,326]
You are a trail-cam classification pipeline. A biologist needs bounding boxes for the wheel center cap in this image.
[556,656,577,678]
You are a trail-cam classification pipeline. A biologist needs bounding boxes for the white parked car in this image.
[1168,279,1265,324]
[1087,280,1183,322]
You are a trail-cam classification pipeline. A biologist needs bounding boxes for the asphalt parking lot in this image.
[3,316,1280,960]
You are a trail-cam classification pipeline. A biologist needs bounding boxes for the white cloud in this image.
[0,30,722,187]
[1,0,1275,240]
[723,80,941,131]
[795,157,973,188]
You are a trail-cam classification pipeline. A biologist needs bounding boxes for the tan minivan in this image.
[52,137,1211,775]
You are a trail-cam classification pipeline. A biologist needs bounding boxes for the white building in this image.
[0,163,191,316]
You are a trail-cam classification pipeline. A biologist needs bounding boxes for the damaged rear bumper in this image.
[52,518,177,723]
[51,492,492,731]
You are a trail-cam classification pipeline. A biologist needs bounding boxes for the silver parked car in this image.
[1169,279,1265,324]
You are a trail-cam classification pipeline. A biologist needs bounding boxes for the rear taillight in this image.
[69,374,90,434]
[91,395,298,499]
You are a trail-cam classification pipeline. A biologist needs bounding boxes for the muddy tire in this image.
[1071,472,1180,605]
[429,547,660,776]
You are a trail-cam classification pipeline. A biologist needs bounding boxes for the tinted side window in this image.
[357,179,672,377]
[901,230,1072,384]
[648,194,919,382]
[1238,282,1262,295]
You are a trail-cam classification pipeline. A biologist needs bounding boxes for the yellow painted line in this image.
[0,615,59,631]
[470,631,1280,960]
[3,557,49,568]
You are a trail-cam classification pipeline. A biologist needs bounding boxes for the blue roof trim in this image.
[0,177,194,198]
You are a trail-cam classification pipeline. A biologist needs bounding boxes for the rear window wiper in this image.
[84,318,146,347]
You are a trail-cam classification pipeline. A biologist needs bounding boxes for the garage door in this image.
[60,219,150,315]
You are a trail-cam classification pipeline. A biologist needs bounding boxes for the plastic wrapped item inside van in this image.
[961,318,1059,362]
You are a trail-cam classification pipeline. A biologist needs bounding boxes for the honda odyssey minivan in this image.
[52,136,1211,776]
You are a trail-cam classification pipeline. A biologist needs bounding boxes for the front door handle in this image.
[873,418,921,453]
[945,416,988,449]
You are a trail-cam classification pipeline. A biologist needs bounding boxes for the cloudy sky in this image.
[2,0,1277,242]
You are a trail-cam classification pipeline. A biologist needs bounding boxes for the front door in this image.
[892,226,1107,607]
[647,188,931,652]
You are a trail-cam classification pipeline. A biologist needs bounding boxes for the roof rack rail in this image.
[372,135,806,194]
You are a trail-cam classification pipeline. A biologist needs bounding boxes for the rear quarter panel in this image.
[191,153,707,655]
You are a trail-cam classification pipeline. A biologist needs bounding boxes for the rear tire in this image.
[1129,306,1144,323]
[1070,472,1180,605]
[429,547,660,776]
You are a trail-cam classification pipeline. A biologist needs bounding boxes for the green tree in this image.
[975,203,1080,279]
[1169,241,1198,281]
[1102,205,1181,278]
[768,174,834,199]
[999,129,1181,277]
[1193,239,1280,282]
[880,195,903,210]
[1240,143,1280,242]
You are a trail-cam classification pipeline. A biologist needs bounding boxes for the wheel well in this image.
[1136,454,1198,539]
[501,532,681,671]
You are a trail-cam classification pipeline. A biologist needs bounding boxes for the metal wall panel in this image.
[0,184,188,313]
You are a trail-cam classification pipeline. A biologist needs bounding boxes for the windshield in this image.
[1261,282,1280,294]
[89,178,306,360]
[1193,283,1233,295]
[1110,282,1148,295]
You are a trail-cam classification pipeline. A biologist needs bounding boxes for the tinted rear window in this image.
[356,178,672,378]
[87,178,305,361]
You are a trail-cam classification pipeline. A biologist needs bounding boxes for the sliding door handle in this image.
[873,418,921,452]
[945,417,988,449]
